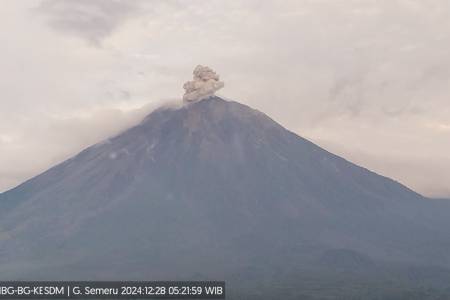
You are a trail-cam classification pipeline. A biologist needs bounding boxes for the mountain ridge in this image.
[0,97,424,204]
[0,96,449,298]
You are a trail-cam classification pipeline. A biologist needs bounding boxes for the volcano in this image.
[1,97,450,298]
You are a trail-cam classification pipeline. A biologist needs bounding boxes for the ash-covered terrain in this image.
[1,67,450,299]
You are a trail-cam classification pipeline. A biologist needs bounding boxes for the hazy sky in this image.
[0,0,449,197]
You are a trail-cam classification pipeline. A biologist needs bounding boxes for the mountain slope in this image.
[0,97,449,295]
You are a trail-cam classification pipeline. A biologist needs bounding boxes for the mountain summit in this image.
[1,96,450,297]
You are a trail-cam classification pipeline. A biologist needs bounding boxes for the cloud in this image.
[0,1,449,197]
[328,73,367,117]
[183,65,224,102]
[0,103,159,192]
[36,0,141,45]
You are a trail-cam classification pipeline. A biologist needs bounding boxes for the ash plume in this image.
[183,65,224,102]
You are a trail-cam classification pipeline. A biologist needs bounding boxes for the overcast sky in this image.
[0,0,449,197]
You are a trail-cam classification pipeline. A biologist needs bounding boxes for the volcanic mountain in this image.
[1,97,450,298]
